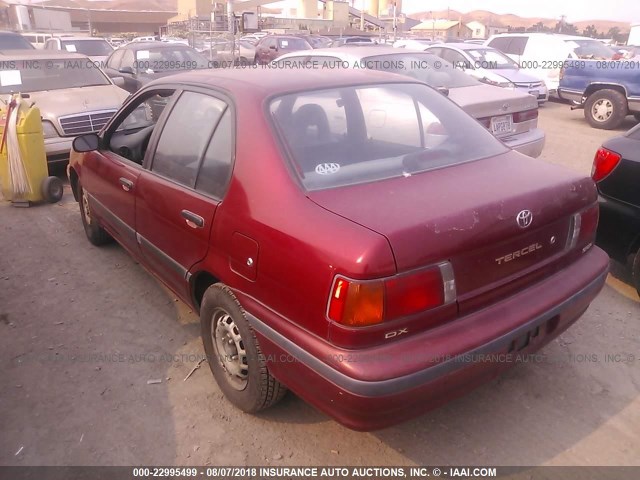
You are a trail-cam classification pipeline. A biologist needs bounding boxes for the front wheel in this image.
[200,284,286,413]
[584,89,628,130]
[78,180,112,246]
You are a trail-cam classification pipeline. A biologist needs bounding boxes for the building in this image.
[411,20,472,40]
[466,21,508,39]
[0,0,176,35]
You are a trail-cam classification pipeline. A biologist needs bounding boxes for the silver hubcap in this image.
[212,308,248,391]
[592,99,613,122]
[82,189,92,225]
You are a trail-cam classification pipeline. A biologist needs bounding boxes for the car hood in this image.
[449,83,538,118]
[3,85,129,124]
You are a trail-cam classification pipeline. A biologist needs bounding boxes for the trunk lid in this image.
[449,84,538,138]
[308,151,597,309]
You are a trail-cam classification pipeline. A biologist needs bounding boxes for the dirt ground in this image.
[1,101,639,468]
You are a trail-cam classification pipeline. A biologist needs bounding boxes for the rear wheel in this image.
[200,284,286,413]
[78,181,112,246]
[584,89,628,130]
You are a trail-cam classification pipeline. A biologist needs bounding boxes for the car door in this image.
[135,89,234,299]
[80,89,177,256]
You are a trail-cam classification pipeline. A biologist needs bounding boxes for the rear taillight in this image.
[591,147,621,182]
[327,262,456,327]
[567,205,599,251]
[513,109,538,123]
[477,116,492,129]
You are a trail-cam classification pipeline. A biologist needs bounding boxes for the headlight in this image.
[481,76,515,89]
[42,120,59,138]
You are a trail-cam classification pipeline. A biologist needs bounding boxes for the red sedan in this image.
[67,68,609,430]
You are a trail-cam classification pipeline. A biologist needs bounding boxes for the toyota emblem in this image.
[516,210,533,229]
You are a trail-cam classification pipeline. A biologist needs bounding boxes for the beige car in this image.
[0,50,129,165]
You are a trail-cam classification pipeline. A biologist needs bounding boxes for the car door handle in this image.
[119,177,134,192]
[181,210,204,229]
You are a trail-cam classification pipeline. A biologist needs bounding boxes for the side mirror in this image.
[436,86,449,97]
[269,45,277,50]
[112,76,126,87]
[73,133,100,152]
[119,66,134,75]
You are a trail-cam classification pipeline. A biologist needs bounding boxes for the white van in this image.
[484,33,617,95]
[21,32,53,49]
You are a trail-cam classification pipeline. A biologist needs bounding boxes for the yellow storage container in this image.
[0,95,62,205]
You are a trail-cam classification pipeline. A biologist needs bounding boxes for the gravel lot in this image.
[1,100,639,468]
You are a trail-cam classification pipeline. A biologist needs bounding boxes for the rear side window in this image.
[269,83,507,191]
[489,36,527,56]
[195,109,234,199]
[151,92,227,187]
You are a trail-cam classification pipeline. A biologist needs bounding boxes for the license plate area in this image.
[491,114,513,135]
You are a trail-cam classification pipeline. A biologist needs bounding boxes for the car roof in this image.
[55,36,106,41]
[0,49,89,60]
[121,41,189,50]
[150,68,417,99]
[279,46,433,60]
[437,42,491,50]
[488,32,593,40]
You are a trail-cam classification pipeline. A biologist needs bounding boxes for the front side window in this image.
[269,83,507,191]
[106,89,177,164]
[151,92,227,187]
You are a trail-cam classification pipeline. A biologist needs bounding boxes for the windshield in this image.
[134,47,209,72]
[269,83,507,191]
[0,59,111,94]
[364,53,480,88]
[566,39,616,59]
[61,39,113,56]
[465,48,519,69]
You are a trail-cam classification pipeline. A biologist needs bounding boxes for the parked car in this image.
[485,33,618,95]
[44,36,114,63]
[393,38,438,49]
[21,32,53,49]
[558,60,640,129]
[592,124,640,295]
[275,47,545,157]
[0,31,35,50]
[0,50,128,166]
[299,34,333,49]
[424,43,549,104]
[201,40,255,66]
[331,36,377,47]
[254,35,312,64]
[67,68,608,430]
[102,42,209,93]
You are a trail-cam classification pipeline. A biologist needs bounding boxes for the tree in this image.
[582,24,598,38]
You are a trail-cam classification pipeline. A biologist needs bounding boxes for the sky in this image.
[277,0,640,24]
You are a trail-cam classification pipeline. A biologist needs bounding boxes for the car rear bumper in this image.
[246,246,609,431]
[502,127,545,158]
[596,194,640,262]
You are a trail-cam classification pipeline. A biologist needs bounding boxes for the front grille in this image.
[514,82,543,89]
[58,110,117,136]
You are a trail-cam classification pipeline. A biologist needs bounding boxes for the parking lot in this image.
[0,100,639,467]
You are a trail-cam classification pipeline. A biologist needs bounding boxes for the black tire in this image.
[633,249,640,298]
[584,89,628,130]
[41,176,63,203]
[200,284,286,413]
[77,180,112,246]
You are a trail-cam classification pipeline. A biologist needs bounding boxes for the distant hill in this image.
[409,9,631,34]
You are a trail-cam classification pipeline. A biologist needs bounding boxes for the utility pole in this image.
[227,0,234,34]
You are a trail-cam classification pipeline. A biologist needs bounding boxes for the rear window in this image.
[269,83,507,191]
[278,38,311,50]
[489,36,527,56]
[61,39,113,56]
[0,34,34,50]
[566,39,616,59]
